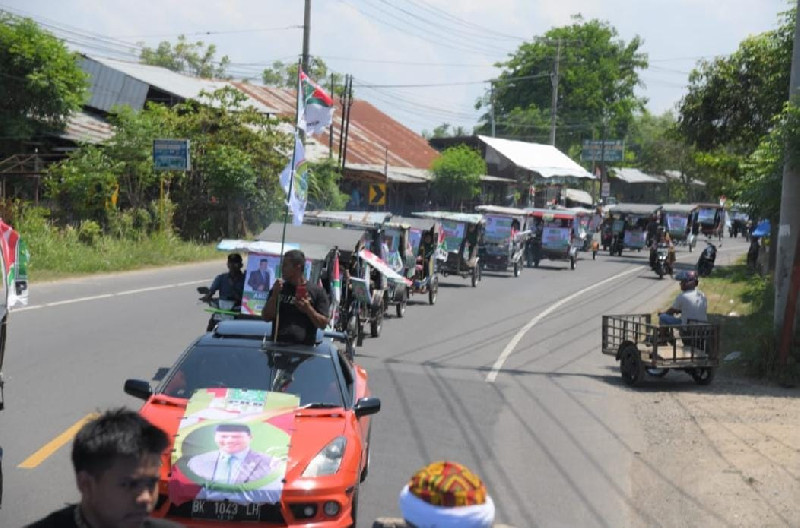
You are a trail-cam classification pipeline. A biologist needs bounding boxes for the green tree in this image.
[478,16,647,151]
[677,9,793,155]
[306,159,348,210]
[421,123,471,139]
[262,57,345,96]
[0,14,87,144]
[46,147,119,224]
[430,146,486,209]
[139,35,231,79]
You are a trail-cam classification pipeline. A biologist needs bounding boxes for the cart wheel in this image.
[513,262,520,277]
[370,313,382,338]
[396,299,406,318]
[691,367,715,385]
[646,368,668,378]
[471,266,478,287]
[429,278,438,305]
[356,317,365,347]
[620,345,645,387]
[570,257,576,270]
[592,250,597,260]
[657,269,664,279]
[534,259,540,268]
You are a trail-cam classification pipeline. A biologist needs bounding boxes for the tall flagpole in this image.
[274,59,303,341]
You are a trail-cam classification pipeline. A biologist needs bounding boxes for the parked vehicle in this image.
[413,211,485,287]
[475,205,530,277]
[697,240,718,277]
[602,313,719,387]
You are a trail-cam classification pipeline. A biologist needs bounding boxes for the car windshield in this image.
[161,343,344,408]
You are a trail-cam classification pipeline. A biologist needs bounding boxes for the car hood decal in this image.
[168,388,301,506]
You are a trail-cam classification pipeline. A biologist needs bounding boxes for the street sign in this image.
[581,140,624,162]
[368,183,386,206]
[153,139,191,171]
[601,181,611,198]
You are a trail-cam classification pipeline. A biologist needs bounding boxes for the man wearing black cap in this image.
[187,423,276,485]
[202,253,245,305]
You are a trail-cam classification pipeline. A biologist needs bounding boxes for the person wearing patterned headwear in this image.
[398,461,495,528]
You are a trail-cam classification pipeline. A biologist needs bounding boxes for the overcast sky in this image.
[1,0,790,136]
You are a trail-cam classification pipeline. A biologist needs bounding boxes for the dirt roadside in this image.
[629,284,799,527]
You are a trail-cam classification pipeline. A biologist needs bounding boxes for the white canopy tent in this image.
[478,135,595,181]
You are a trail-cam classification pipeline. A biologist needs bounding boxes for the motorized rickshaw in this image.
[475,205,530,277]
[525,208,581,270]
[659,203,697,251]
[387,216,441,305]
[255,222,386,347]
[413,211,484,287]
[602,313,720,387]
[605,203,660,256]
[304,210,412,320]
[693,203,724,240]
[565,207,600,260]
[728,206,750,239]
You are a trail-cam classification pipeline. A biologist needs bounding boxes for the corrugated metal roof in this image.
[345,164,430,183]
[82,56,278,114]
[611,167,664,184]
[477,135,595,180]
[563,188,594,206]
[59,111,115,144]
[233,83,440,170]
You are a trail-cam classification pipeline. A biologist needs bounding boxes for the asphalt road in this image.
[0,237,749,527]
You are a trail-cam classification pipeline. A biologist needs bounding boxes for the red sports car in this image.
[123,320,380,527]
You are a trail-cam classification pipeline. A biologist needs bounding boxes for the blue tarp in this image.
[752,220,771,237]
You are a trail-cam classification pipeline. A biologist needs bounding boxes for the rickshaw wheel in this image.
[513,262,520,277]
[396,299,406,318]
[620,345,645,386]
[471,266,478,287]
[570,257,576,270]
[691,367,715,385]
[429,279,438,305]
[370,313,382,338]
[356,316,365,347]
[592,250,597,260]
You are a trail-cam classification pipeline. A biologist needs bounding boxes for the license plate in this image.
[191,499,262,521]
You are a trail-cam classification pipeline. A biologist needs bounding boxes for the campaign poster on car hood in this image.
[242,253,311,315]
[169,388,301,508]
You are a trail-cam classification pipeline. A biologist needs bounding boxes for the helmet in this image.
[676,270,698,288]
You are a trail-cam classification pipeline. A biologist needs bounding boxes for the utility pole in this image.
[329,72,335,159]
[302,0,311,74]
[549,38,561,146]
[337,74,349,167]
[490,81,496,137]
[341,76,354,172]
[775,0,800,365]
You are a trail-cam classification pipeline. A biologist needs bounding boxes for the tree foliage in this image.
[421,123,471,139]
[262,57,345,96]
[139,35,231,79]
[0,14,87,142]
[478,16,647,152]
[306,159,349,210]
[677,10,793,154]
[46,87,290,239]
[430,146,486,209]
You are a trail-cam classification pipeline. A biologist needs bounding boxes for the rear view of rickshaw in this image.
[606,203,660,256]
[391,216,441,305]
[660,203,697,251]
[728,207,750,240]
[693,203,724,240]
[526,208,580,270]
[475,205,530,277]
[413,211,484,287]
[565,207,601,260]
[602,314,720,387]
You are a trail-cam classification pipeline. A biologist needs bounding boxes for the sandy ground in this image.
[629,368,800,527]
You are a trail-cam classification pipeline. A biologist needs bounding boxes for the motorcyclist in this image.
[202,253,245,306]
[649,227,674,270]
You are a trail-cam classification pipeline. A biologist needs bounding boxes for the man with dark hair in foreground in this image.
[27,408,182,528]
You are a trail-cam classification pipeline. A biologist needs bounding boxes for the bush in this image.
[77,220,102,245]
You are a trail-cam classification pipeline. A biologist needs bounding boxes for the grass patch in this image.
[27,230,220,282]
[700,260,799,385]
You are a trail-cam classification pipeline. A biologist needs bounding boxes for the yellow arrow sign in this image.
[368,183,386,206]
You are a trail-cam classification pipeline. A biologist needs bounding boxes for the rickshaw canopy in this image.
[256,223,365,258]
[412,211,485,225]
[660,203,697,214]
[475,205,529,217]
[525,208,577,221]
[606,203,661,216]
[303,210,392,228]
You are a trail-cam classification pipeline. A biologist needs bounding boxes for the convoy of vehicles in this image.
[526,208,581,269]
[475,205,530,277]
[413,211,485,287]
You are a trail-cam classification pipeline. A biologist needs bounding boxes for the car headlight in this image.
[302,436,347,477]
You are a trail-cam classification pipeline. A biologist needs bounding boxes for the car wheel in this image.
[349,483,360,528]
[360,428,372,482]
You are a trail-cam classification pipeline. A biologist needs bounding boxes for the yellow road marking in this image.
[18,413,98,469]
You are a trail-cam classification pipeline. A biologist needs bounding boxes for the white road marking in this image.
[14,279,207,313]
[486,243,746,383]
[486,266,640,383]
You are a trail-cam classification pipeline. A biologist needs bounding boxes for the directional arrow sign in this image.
[368,183,386,206]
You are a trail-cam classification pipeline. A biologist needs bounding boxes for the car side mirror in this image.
[124,379,152,401]
[354,397,380,418]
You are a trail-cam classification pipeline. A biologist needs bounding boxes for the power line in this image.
[116,26,303,39]
[403,0,526,42]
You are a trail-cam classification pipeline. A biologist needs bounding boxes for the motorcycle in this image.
[653,244,673,279]
[697,240,717,277]
[197,286,240,331]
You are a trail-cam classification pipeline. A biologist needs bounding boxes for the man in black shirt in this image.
[27,409,181,528]
[262,250,330,345]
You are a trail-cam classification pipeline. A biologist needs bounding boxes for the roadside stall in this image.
[525,208,581,269]
[413,211,485,287]
[475,205,530,277]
